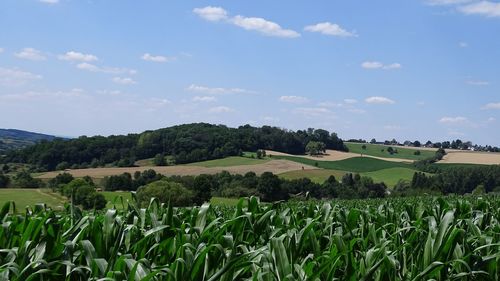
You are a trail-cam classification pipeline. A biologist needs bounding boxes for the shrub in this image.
[136,180,194,207]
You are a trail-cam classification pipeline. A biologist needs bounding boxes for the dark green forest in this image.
[0,123,347,171]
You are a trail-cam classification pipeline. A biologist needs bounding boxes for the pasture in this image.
[345,142,436,161]
[273,155,412,173]
[187,156,269,167]
[0,188,66,211]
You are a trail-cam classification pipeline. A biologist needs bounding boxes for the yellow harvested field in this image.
[439,151,500,165]
[37,159,318,179]
[266,149,412,163]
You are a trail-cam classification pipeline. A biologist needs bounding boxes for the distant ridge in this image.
[0,129,59,152]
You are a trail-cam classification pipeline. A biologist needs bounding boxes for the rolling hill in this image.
[0,129,59,153]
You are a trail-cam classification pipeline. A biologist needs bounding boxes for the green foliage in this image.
[2,195,500,280]
[153,153,166,166]
[47,172,74,191]
[306,141,326,155]
[136,179,194,207]
[2,123,347,170]
[11,171,43,188]
[61,179,106,210]
[0,173,9,188]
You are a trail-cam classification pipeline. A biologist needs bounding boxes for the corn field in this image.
[1,195,500,280]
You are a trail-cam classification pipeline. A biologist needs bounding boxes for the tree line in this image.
[0,123,347,171]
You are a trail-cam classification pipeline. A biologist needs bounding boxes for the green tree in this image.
[305,141,326,156]
[136,179,194,207]
[0,173,9,188]
[153,153,166,166]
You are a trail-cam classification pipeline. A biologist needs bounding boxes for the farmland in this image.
[0,188,65,211]
[187,156,270,167]
[1,195,500,280]
[345,142,436,161]
[273,155,411,173]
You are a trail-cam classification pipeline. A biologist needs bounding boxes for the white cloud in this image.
[482,102,500,110]
[262,116,280,122]
[487,117,496,122]
[112,77,137,85]
[141,53,175,63]
[459,42,468,48]
[439,116,469,123]
[194,6,300,38]
[192,96,216,102]
[230,15,300,38]
[467,80,490,86]
[317,101,342,107]
[14,48,46,61]
[447,129,466,136]
[186,84,256,95]
[361,61,402,70]
[279,95,309,104]
[383,125,402,130]
[365,96,395,104]
[0,48,4,53]
[39,0,59,4]
[348,108,366,114]
[193,6,228,22]
[459,1,500,17]
[293,107,332,117]
[426,0,473,5]
[344,98,358,104]
[0,67,42,86]
[304,22,357,37]
[209,106,234,113]
[58,51,98,62]
[77,63,137,75]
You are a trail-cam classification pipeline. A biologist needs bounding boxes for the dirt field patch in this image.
[266,150,412,163]
[439,151,500,165]
[37,160,318,179]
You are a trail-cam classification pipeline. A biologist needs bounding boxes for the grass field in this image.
[279,167,419,187]
[101,191,133,209]
[273,155,411,172]
[0,188,66,211]
[279,169,348,183]
[210,197,241,206]
[346,142,436,160]
[187,156,270,167]
[363,167,419,187]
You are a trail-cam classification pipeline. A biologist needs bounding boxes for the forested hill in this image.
[1,123,347,171]
[0,129,58,153]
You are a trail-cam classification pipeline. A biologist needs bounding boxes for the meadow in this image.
[272,155,411,172]
[345,142,436,160]
[1,195,499,280]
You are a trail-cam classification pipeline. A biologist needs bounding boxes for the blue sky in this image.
[0,0,499,145]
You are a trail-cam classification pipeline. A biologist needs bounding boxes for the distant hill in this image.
[0,123,348,171]
[0,129,59,153]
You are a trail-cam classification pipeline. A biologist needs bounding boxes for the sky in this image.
[0,0,499,145]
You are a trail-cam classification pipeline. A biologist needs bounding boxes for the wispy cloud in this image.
[209,106,235,113]
[192,96,216,102]
[482,102,500,110]
[466,80,490,86]
[304,22,357,37]
[439,116,469,124]
[459,41,468,48]
[361,61,402,70]
[186,84,256,95]
[77,63,137,75]
[141,53,175,62]
[58,51,98,62]
[15,48,46,61]
[458,1,500,17]
[279,95,309,104]
[365,96,396,104]
[0,67,42,86]
[39,0,59,4]
[426,0,473,5]
[344,98,358,104]
[194,6,300,38]
[112,77,137,85]
[293,107,332,117]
